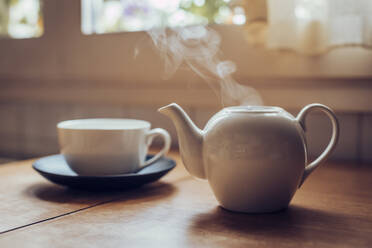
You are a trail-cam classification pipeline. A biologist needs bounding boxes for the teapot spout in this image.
[158,103,206,179]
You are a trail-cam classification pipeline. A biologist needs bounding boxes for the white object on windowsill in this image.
[264,0,372,55]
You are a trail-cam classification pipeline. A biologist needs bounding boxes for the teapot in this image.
[159,103,339,213]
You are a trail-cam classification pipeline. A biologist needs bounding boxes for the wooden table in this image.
[0,151,372,247]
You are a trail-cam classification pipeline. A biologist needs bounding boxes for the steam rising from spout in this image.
[148,25,262,106]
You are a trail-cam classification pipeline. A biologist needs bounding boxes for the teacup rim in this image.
[57,118,151,131]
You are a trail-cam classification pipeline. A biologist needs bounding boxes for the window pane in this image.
[0,0,43,39]
[82,0,246,34]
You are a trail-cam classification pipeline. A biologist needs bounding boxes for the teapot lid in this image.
[224,106,283,113]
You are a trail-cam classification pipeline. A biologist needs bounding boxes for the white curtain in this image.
[266,0,372,55]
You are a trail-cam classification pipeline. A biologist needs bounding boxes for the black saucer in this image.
[32,155,176,190]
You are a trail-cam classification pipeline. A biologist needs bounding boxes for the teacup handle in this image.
[296,104,339,187]
[142,128,171,168]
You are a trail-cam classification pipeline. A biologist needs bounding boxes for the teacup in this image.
[57,118,171,176]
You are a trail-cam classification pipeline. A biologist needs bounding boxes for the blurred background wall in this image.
[0,0,371,162]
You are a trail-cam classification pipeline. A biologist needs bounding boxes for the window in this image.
[81,0,247,35]
[0,0,43,39]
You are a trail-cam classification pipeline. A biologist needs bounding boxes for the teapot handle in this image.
[296,104,339,187]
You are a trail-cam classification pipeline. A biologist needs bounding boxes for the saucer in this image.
[32,154,176,190]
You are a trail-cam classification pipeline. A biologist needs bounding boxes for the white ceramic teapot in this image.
[159,103,339,213]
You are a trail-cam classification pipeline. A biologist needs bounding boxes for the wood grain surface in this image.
[0,159,143,233]
[0,151,372,247]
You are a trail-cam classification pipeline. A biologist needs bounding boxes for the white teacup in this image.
[57,118,171,176]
